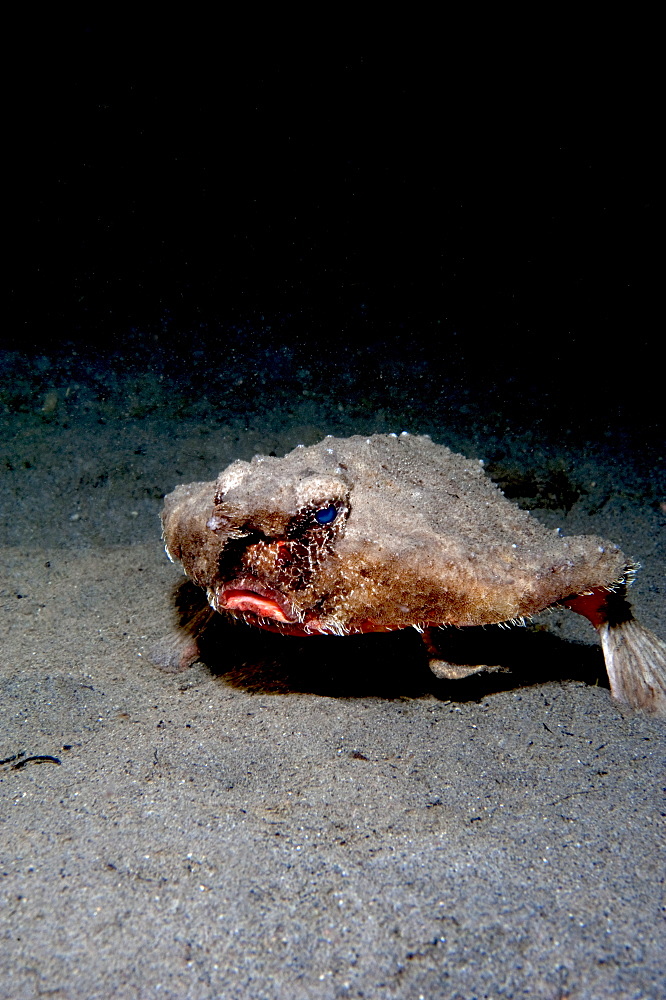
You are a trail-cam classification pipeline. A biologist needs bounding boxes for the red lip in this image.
[221,589,292,622]
[215,579,297,624]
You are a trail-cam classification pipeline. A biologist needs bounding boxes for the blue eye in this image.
[315,505,337,525]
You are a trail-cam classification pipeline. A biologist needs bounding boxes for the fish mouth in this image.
[214,577,299,624]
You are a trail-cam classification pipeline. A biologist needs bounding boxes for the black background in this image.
[5,22,661,436]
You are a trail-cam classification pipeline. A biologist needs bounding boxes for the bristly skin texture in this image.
[160,433,666,715]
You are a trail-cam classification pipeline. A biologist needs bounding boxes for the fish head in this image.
[162,454,352,632]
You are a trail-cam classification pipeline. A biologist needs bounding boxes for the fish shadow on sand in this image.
[174,586,608,702]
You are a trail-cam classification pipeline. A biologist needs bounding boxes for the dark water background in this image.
[5,29,661,448]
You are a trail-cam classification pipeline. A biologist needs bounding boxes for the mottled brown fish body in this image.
[161,434,666,714]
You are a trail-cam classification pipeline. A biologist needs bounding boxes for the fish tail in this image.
[597,593,666,716]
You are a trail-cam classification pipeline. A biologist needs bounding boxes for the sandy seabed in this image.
[1,382,664,1000]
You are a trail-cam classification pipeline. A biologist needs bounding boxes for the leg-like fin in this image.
[422,627,503,681]
[427,657,502,681]
[148,588,216,672]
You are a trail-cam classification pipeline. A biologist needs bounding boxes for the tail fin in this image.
[565,585,666,716]
[599,616,666,716]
